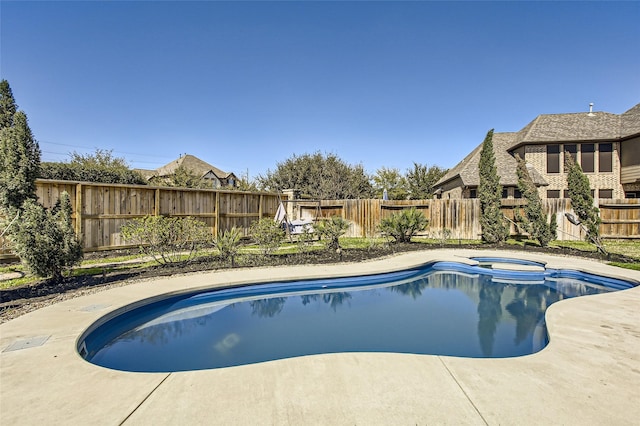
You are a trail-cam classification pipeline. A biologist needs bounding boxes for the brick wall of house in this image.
[526,142,624,199]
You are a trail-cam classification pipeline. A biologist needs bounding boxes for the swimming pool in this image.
[78,258,635,372]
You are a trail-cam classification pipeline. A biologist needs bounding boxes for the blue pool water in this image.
[79,260,635,372]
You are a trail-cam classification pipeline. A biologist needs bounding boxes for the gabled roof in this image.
[510,103,640,149]
[155,154,233,180]
[436,132,548,188]
[621,103,640,136]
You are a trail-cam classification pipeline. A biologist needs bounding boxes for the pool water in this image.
[80,260,635,372]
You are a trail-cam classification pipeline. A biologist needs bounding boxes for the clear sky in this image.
[1,1,639,180]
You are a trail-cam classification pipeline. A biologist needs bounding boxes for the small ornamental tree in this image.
[566,153,605,253]
[372,167,408,200]
[250,218,284,255]
[316,216,349,250]
[515,155,556,246]
[378,207,428,243]
[478,129,508,243]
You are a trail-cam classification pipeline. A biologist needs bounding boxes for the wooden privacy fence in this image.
[1,179,282,257]
[293,198,640,241]
[2,180,639,259]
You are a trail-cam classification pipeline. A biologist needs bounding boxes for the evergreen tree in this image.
[0,111,41,213]
[515,154,556,246]
[478,129,508,243]
[0,80,83,278]
[566,153,604,252]
[0,79,17,129]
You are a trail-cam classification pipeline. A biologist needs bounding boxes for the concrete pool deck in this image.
[1,249,639,425]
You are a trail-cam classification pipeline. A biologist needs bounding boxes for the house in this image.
[434,103,640,199]
[137,154,238,188]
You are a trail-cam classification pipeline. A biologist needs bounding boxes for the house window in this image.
[581,144,595,172]
[599,143,613,172]
[469,189,477,198]
[547,145,560,173]
[547,190,560,198]
[564,144,577,170]
[599,189,613,199]
[502,188,509,199]
[514,189,522,199]
[563,189,570,198]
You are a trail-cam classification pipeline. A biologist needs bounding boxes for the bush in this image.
[9,192,83,280]
[316,216,349,250]
[214,227,242,266]
[121,215,211,265]
[378,207,428,243]
[296,224,315,254]
[249,218,284,255]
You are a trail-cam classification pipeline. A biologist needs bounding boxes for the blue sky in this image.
[1,1,639,180]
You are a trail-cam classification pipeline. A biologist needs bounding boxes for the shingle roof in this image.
[436,132,548,188]
[621,103,640,136]
[155,154,232,179]
[436,103,639,190]
[511,103,640,149]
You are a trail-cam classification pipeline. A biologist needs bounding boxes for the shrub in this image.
[378,207,428,243]
[121,215,211,265]
[249,218,284,255]
[296,224,315,254]
[214,227,242,266]
[316,216,349,250]
[9,192,83,280]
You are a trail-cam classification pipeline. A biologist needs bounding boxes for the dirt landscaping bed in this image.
[0,243,634,324]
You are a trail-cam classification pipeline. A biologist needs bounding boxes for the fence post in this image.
[258,194,264,220]
[214,191,220,236]
[75,183,83,239]
[154,188,160,216]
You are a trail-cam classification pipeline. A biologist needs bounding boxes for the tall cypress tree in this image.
[566,153,604,253]
[515,154,556,246]
[478,129,508,243]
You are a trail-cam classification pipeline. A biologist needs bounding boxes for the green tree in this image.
[515,155,556,247]
[0,111,41,213]
[405,162,448,199]
[478,129,508,243]
[0,80,82,279]
[257,152,373,199]
[372,167,407,200]
[40,149,147,185]
[0,79,17,129]
[566,153,604,252]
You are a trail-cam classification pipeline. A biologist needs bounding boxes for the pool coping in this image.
[1,249,639,425]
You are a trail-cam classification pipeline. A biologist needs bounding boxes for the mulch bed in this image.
[0,243,630,324]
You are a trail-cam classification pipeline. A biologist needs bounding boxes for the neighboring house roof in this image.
[155,154,234,180]
[436,132,548,188]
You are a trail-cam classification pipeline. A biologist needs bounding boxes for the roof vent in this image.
[588,102,595,116]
